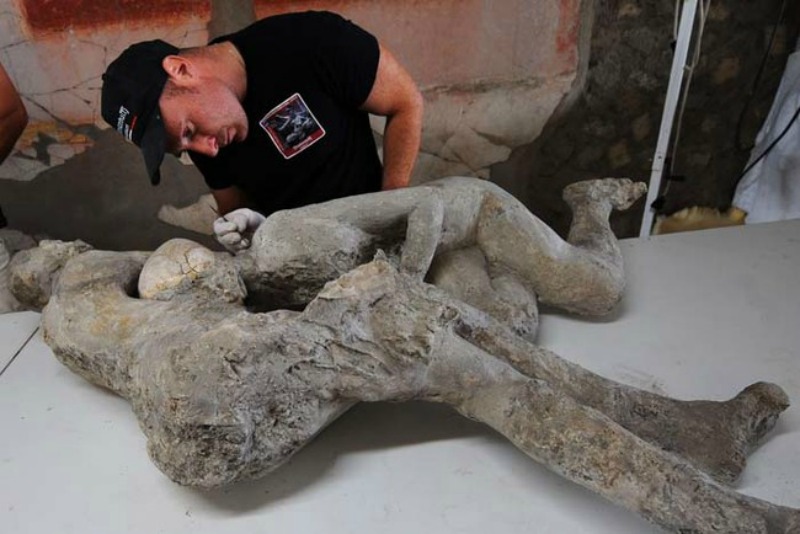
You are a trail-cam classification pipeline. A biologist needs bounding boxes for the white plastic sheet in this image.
[733,47,800,223]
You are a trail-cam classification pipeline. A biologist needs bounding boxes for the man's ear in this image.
[162,55,193,82]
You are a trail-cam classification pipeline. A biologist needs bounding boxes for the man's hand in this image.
[213,208,266,253]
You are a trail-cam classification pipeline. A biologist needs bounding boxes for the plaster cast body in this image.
[239,176,644,340]
[0,229,37,313]
[9,178,798,533]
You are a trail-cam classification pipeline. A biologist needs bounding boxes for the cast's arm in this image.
[360,43,423,191]
[399,192,444,279]
[0,64,28,164]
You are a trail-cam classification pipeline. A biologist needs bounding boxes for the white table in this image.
[1,221,799,534]
[0,311,39,377]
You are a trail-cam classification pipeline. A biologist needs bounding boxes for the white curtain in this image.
[733,46,800,224]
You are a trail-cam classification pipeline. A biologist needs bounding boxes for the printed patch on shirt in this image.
[259,93,326,159]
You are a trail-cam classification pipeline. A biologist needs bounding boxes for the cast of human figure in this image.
[7,178,797,533]
[235,176,646,341]
[9,242,796,534]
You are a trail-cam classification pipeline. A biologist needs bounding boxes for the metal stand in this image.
[639,0,700,237]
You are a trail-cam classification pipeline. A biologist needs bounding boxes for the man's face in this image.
[159,79,249,158]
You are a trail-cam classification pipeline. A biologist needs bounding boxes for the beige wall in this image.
[1,0,211,182]
[255,0,579,87]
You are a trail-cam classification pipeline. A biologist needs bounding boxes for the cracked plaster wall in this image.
[0,0,210,182]
[0,0,584,249]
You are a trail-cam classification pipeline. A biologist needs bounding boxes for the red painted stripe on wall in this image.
[18,0,210,33]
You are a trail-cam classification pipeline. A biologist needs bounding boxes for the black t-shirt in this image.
[190,11,383,215]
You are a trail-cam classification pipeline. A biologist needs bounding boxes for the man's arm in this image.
[211,185,249,216]
[0,64,28,164]
[360,43,423,191]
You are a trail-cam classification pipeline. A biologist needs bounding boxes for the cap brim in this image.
[140,110,167,186]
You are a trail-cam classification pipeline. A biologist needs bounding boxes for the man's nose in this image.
[190,135,219,157]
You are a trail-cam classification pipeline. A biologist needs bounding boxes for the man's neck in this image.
[208,42,248,101]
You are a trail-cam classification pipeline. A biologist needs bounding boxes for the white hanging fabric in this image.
[733,46,800,224]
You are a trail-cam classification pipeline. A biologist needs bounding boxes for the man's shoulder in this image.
[211,10,356,60]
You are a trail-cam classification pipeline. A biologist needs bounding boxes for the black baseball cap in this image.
[101,40,179,185]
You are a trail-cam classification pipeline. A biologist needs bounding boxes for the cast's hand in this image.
[213,208,266,253]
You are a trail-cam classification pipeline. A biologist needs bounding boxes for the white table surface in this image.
[1,220,799,534]
[0,311,39,377]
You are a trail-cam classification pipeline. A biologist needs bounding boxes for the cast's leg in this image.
[311,259,787,487]
[475,178,646,316]
[471,179,787,482]
[561,177,646,263]
[451,310,789,484]
[420,336,798,534]
[466,376,797,533]
[427,247,539,342]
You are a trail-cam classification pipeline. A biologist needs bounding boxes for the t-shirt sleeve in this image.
[314,13,380,108]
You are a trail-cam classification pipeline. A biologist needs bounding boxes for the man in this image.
[101,11,423,249]
[0,62,28,165]
[1,61,29,312]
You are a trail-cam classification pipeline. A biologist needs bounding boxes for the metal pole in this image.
[639,0,700,237]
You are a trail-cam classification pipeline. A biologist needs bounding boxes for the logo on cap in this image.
[116,106,136,142]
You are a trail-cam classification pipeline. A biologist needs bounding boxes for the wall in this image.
[0,0,214,249]
[0,0,211,182]
[493,0,800,238]
[1,0,796,249]
[0,0,582,249]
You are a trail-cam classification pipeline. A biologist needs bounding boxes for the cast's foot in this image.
[768,506,800,534]
[662,381,789,485]
[732,381,790,454]
[562,178,647,211]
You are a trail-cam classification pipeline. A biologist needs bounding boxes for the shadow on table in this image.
[189,401,491,512]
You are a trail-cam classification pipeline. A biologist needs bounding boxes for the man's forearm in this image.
[0,105,27,164]
[381,103,422,190]
[0,65,28,165]
[357,42,423,190]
